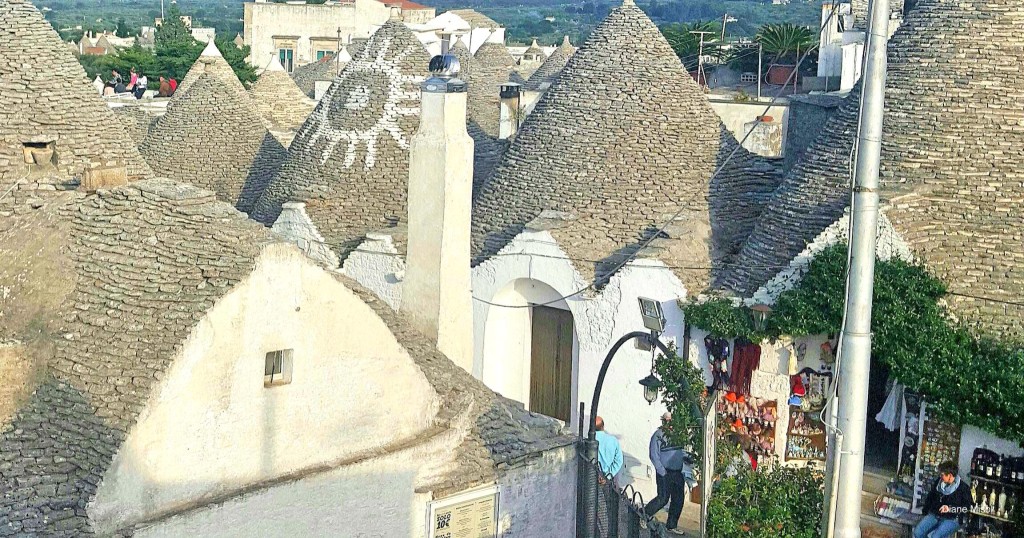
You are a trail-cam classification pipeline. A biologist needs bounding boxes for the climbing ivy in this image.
[683,243,1024,442]
[653,346,708,459]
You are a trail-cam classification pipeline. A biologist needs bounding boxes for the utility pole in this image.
[757,42,763,100]
[160,0,165,21]
[824,0,889,534]
[690,30,715,91]
[721,14,737,44]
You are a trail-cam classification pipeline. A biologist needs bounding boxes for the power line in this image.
[473,3,843,309]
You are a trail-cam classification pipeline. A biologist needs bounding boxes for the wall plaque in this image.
[427,485,499,538]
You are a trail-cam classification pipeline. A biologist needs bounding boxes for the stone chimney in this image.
[498,82,522,139]
[400,54,475,372]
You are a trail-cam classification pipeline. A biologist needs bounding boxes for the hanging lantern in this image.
[639,373,663,404]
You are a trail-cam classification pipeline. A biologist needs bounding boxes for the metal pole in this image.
[757,43,763,100]
[829,0,888,532]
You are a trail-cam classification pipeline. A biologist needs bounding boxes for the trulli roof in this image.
[466,41,518,138]
[723,0,1024,336]
[471,0,781,292]
[250,54,315,132]
[0,0,151,192]
[176,39,248,97]
[290,50,348,98]
[523,35,574,91]
[251,18,430,257]
[139,73,288,214]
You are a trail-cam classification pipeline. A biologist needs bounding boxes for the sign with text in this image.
[427,486,499,538]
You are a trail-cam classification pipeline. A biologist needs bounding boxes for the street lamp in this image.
[639,373,662,404]
[751,304,772,332]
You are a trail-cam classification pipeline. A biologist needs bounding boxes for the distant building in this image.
[815,0,902,91]
[408,8,504,55]
[243,0,435,73]
[191,26,216,43]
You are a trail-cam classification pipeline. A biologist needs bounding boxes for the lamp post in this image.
[580,298,703,538]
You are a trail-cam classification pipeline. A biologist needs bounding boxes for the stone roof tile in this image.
[0,0,151,196]
[139,73,288,214]
[470,1,780,291]
[523,39,573,92]
[290,50,348,99]
[723,0,1024,336]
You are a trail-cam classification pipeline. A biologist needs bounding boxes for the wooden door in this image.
[530,305,574,422]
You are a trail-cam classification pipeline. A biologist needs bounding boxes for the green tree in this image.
[155,4,193,49]
[115,17,132,38]
[216,37,257,87]
[755,23,815,64]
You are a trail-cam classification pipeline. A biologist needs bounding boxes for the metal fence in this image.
[577,447,668,538]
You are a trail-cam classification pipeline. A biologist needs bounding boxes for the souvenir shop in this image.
[704,333,1024,537]
[872,389,1024,537]
[707,334,836,471]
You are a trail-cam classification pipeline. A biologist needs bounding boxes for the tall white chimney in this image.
[400,55,475,373]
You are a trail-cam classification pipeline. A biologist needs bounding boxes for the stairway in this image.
[860,469,909,538]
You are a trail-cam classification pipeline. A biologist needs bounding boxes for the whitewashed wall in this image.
[471,230,695,501]
[496,445,577,537]
[959,425,1024,479]
[90,244,442,532]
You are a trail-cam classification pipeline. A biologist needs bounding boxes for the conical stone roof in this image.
[291,51,348,99]
[177,40,247,97]
[251,18,430,258]
[471,0,780,291]
[723,0,1024,336]
[250,55,315,132]
[524,36,574,91]
[140,73,288,214]
[0,0,150,195]
[448,40,509,193]
[467,41,518,138]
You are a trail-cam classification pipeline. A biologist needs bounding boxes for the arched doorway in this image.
[482,278,578,422]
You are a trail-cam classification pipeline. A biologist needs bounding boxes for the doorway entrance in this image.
[529,305,574,422]
[865,356,900,471]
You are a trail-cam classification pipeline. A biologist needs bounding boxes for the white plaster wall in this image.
[472,230,692,501]
[343,232,406,310]
[708,99,790,158]
[243,0,391,69]
[496,444,576,537]
[272,202,341,270]
[958,425,1024,479]
[133,418,466,538]
[90,244,441,532]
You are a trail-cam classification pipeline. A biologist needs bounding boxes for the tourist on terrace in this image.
[134,74,148,99]
[913,461,972,538]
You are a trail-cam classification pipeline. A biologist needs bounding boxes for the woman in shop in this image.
[913,461,973,538]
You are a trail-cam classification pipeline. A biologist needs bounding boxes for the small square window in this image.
[264,349,293,387]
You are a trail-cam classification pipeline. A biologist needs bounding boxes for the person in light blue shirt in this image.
[594,416,623,483]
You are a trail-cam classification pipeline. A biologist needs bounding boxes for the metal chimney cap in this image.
[428,54,460,77]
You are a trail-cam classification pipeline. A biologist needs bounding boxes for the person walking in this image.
[643,412,694,535]
[913,461,971,538]
[168,77,178,95]
[595,416,623,485]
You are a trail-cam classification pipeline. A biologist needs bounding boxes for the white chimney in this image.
[400,55,475,372]
[498,82,522,139]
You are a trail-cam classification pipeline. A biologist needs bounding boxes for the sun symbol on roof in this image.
[307,34,422,170]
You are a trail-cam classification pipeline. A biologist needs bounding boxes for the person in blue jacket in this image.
[595,416,623,484]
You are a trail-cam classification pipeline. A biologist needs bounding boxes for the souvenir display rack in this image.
[717,395,778,462]
[963,448,1024,537]
[786,407,826,461]
[912,408,961,513]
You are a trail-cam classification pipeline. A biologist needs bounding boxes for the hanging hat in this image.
[791,374,806,397]
[788,395,803,406]
[725,391,737,402]
[737,394,746,404]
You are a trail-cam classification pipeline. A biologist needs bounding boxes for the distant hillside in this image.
[39,0,819,50]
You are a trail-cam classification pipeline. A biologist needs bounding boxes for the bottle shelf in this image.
[970,474,1024,489]
[971,509,1013,523]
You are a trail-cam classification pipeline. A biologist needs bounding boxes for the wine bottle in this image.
[971,481,978,504]
[998,487,1007,517]
[989,487,997,512]
[986,456,994,477]
[996,455,1004,478]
